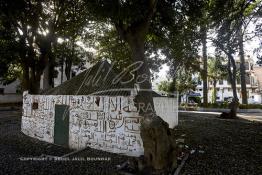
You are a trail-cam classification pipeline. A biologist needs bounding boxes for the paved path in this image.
[238,113,262,122]
[179,110,262,122]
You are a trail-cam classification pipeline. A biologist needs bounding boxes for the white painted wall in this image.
[154,97,178,128]
[21,92,178,157]
[0,80,20,94]
[0,94,22,104]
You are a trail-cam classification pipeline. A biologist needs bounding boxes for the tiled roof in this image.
[44,60,134,96]
[44,60,162,97]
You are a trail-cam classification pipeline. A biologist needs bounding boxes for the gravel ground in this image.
[1,109,261,175]
[0,110,128,175]
[176,112,262,175]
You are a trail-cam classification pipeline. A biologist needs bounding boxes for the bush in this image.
[199,102,229,108]
[180,103,186,107]
[198,102,262,109]
[188,96,202,104]
[239,104,262,109]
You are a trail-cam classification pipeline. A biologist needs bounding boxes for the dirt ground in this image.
[0,109,261,175]
[0,110,128,175]
[176,112,262,175]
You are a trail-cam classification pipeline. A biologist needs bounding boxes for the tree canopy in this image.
[1,0,262,172]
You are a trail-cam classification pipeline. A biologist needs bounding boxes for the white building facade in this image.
[195,56,262,104]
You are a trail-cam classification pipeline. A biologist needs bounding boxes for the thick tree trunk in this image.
[113,1,176,172]
[41,47,51,90]
[227,53,239,118]
[212,80,217,103]
[19,37,30,92]
[43,62,50,90]
[65,58,72,80]
[29,65,40,94]
[20,44,30,92]
[42,47,55,90]
[65,37,76,80]
[41,27,56,90]
[128,37,155,114]
[201,26,208,107]
[61,61,64,84]
[27,41,41,94]
[238,27,248,104]
[170,60,178,94]
[126,32,176,173]
[21,64,30,92]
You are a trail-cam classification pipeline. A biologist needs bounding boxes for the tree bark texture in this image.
[113,1,177,172]
[212,80,217,103]
[227,53,239,118]
[121,25,175,175]
[238,26,248,104]
[126,33,177,172]
[201,26,208,106]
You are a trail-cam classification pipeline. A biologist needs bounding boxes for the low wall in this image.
[154,97,178,128]
[22,92,178,157]
[187,108,262,113]
[0,94,22,104]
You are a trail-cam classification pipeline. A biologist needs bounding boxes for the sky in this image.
[152,22,261,90]
[72,21,261,91]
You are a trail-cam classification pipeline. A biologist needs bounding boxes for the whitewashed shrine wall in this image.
[153,97,178,128]
[22,92,178,157]
[22,94,55,143]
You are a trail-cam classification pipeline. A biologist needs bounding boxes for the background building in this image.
[0,80,22,104]
[195,56,262,104]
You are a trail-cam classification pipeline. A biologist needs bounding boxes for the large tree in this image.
[0,0,90,93]
[236,0,262,104]
[207,56,227,103]
[210,0,258,117]
[199,1,211,107]
[158,67,198,98]
[36,0,90,89]
[0,0,45,93]
[84,0,204,172]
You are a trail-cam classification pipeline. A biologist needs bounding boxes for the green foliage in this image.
[208,57,227,80]
[175,68,198,94]
[199,102,229,108]
[84,0,205,75]
[189,96,202,104]
[89,25,133,70]
[0,0,91,92]
[211,88,216,104]
[0,64,22,84]
[207,56,227,103]
[157,81,173,93]
[239,104,262,109]
[158,66,197,95]
[0,0,261,94]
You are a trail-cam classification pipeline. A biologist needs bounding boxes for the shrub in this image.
[188,96,202,104]
[239,104,262,109]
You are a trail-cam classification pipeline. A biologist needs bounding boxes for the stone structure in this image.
[22,60,178,157]
[22,91,178,157]
[0,79,22,104]
[0,79,20,94]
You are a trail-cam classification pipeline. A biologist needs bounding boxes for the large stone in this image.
[140,114,177,172]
